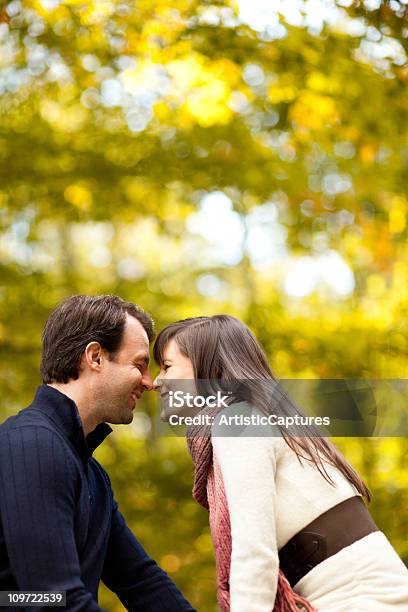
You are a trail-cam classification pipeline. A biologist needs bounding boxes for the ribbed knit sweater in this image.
[0,385,195,612]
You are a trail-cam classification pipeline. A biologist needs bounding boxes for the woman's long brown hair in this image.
[154,314,371,502]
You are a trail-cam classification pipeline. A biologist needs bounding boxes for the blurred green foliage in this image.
[0,1,407,610]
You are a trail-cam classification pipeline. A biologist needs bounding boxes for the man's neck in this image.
[47,382,98,436]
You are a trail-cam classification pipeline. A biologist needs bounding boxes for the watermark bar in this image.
[153,379,408,437]
[0,592,66,607]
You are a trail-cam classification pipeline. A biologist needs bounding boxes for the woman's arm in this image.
[212,432,280,612]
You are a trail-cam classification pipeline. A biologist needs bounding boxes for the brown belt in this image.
[278,496,379,587]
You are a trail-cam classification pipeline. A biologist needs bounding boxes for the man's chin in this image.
[122,410,134,425]
[107,409,134,426]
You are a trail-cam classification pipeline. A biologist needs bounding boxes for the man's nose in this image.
[141,371,154,391]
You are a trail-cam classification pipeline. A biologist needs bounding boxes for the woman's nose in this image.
[152,375,161,390]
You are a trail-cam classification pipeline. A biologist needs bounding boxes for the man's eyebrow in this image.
[133,354,150,365]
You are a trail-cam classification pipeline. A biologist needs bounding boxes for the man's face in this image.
[95,314,153,425]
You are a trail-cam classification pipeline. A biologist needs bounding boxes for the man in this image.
[0,295,195,611]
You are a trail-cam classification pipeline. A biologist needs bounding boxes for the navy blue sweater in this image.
[0,385,195,611]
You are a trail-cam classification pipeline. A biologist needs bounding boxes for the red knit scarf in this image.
[187,411,317,612]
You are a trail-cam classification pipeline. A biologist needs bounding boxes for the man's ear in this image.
[83,341,104,372]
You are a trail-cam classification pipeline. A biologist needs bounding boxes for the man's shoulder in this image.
[0,405,53,434]
[0,407,72,455]
[0,415,81,488]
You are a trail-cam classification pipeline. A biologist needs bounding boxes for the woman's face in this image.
[153,338,196,420]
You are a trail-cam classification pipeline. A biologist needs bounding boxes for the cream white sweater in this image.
[211,411,408,611]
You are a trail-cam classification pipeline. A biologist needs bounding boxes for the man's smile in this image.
[129,389,142,407]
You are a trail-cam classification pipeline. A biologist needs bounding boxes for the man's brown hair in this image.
[40,295,154,384]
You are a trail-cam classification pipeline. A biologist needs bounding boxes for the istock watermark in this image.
[168,412,331,428]
[154,378,408,438]
[168,390,230,409]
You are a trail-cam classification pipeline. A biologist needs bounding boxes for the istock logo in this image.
[168,390,230,408]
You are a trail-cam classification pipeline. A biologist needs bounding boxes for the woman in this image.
[153,315,408,612]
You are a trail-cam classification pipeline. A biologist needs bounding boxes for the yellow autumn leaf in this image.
[64,183,93,210]
[290,91,339,130]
